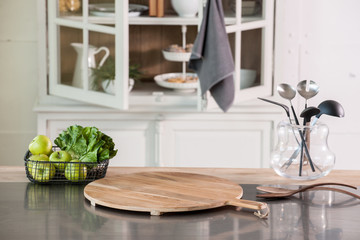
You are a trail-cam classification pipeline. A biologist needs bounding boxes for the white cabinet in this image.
[35,0,280,168]
[45,118,155,167]
[161,120,272,167]
[36,108,280,167]
[38,0,274,111]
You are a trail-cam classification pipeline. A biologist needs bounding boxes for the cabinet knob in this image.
[152,92,164,102]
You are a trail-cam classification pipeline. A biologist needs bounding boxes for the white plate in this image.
[89,4,148,17]
[162,50,191,62]
[129,4,148,13]
[154,73,198,92]
[89,3,115,12]
[90,11,115,17]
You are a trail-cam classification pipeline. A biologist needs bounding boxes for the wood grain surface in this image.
[2,167,360,186]
[84,171,268,216]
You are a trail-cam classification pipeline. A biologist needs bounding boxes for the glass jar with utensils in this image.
[271,120,335,180]
[259,80,345,180]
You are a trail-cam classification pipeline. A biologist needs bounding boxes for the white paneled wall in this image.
[0,0,38,165]
[274,0,360,169]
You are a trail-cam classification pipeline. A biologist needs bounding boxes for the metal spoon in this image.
[277,83,299,125]
[311,100,345,125]
[277,83,315,172]
[256,182,358,199]
[298,107,321,176]
[297,80,320,128]
[297,81,320,170]
[297,80,320,108]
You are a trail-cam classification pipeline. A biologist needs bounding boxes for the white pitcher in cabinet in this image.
[71,43,110,88]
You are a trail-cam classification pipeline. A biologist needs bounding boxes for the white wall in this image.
[274,0,360,169]
[0,0,38,165]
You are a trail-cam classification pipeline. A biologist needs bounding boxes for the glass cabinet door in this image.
[43,0,274,111]
[219,0,274,105]
[234,0,273,102]
[48,0,129,109]
[222,0,264,25]
[205,0,273,109]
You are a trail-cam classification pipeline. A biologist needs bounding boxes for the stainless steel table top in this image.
[0,183,359,239]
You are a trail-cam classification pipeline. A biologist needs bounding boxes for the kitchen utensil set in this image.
[259,80,345,176]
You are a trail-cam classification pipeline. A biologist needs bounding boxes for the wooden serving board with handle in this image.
[84,171,269,218]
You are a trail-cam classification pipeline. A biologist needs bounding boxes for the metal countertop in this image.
[1,182,359,239]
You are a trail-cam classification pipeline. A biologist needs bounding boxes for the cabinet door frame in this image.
[205,0,274,110]
[233,0,274,103]
[47,0,129,110]
[38,113,157,167]
[161,119,273,168]
[39,0,275,111]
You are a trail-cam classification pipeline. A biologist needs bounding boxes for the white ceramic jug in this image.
[171,0,199,17]
[71,43,110,88]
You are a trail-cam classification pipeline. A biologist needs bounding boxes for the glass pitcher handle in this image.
[94,47,110,68]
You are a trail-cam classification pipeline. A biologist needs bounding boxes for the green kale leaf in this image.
[54,125,117,163]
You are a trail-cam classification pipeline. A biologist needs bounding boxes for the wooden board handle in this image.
[227,196,269,219]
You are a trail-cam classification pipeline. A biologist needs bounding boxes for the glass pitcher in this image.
[71,43,110,89]
[271,120,335,180]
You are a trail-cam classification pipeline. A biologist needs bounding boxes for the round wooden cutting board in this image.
[84,171,269,218]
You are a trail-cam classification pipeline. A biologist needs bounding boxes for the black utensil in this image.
[298,107,321,176]
[301,106,321,124]
[311,100,345,125]
[258,97,291,121]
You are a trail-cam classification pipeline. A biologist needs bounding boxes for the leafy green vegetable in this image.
[54,125,117,163]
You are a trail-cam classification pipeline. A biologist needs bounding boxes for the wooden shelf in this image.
[129,81,198,106]
[60,15,263,26]
[61,14,199,25]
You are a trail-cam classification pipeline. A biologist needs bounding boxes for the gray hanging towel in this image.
[188,0,235,112]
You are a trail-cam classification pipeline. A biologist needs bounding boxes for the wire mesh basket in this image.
[24,147,109,184]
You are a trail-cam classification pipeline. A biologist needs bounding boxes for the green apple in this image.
[65,160,87,182]
[30,161,56,182]
[28,135,53,156]
[49,151,72,172]
[27,154,49,175]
